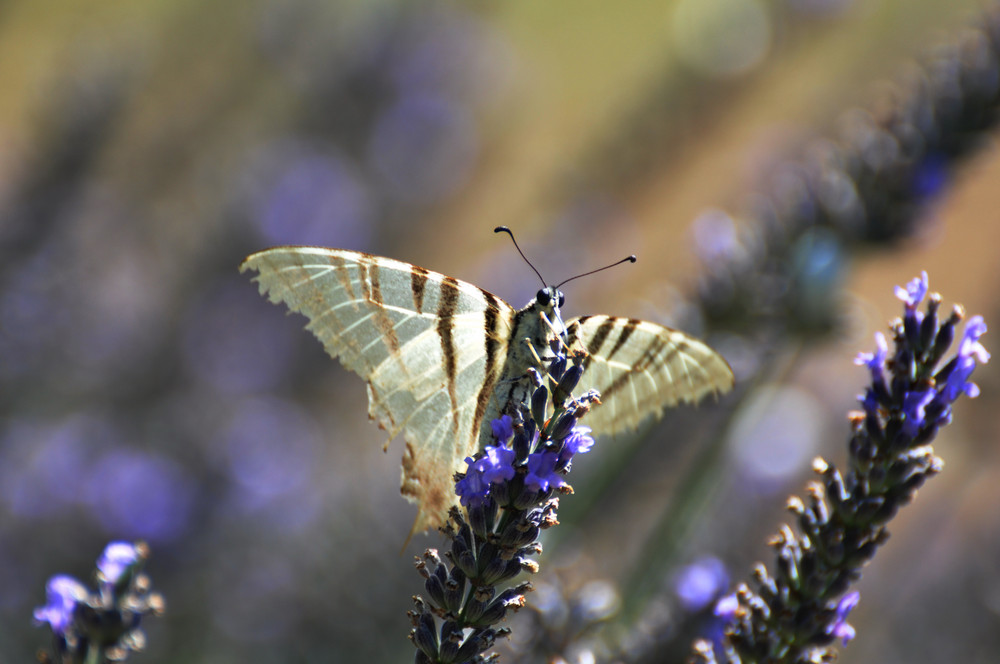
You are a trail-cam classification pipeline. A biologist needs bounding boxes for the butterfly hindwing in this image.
[564,315,734,434]
[240,247,516,532]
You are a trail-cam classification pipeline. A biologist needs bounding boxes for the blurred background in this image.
[1,1,999,662]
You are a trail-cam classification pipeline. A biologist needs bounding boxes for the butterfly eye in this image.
[557,292,565,308]
[536,289,551,306]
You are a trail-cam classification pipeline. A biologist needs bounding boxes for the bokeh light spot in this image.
[729,385,822,489]
[672,0,771,77]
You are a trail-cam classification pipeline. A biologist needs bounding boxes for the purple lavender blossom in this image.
[455,456,491,507]
[35,542,162,663]
[940,315,991,401]
[714,593,739,622]
[902,388,936,437]
[827,592,859,645]
[704,273,987,664]
[97,541,141,587]
[482,445,516,485]
[854,331,888,377]
[524,451,565,492]
[455,439,516,506]
[491,414,514,444]
[560,426,594,460]
[894,271,928,309]
[33,575,87,636]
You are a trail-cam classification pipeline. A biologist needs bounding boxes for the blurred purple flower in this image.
[827,592,859,645]
[251,144,374,247]
[97,541,141,587]
[937,315,989,402]
[692,209,742,266]
[854,331,888,376]
[912,153,948,200]
[389,6,478,96]
[714,593,739,621]
[182,279,298,394]
[901,388,936,436]
[0,247,70,380]
[0,416,109,517]
[217,397,323,530]
[86,450,195,542]
[368,94,477,204]
[894,271,929,309]
[33,575,87,636]
[959,315,990,364]
[675,557,730,612]
[386,4,512,106]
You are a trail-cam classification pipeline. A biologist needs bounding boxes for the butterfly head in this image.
[534,286,567,336]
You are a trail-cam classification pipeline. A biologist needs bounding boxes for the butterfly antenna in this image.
[495,226,547,288]
[555,255,637,289]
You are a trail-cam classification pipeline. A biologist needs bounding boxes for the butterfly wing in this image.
[564,316,734,434]
[240,246,515,532]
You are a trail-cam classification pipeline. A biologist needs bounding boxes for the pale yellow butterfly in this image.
[240,239,733,533]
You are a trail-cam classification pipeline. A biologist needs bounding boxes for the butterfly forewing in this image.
[240,247,515,533]
[565,315,734,434]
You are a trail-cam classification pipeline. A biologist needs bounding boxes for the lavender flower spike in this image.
[695,273,987,664]
[409,344,601,663]
[35,542,163,663]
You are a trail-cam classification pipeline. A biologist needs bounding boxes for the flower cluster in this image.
[694,273,987,664]
[409,344,599,664]
[695,7,1000,339]
[35,541,164,664]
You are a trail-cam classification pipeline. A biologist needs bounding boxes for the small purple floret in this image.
[959,315,990,364]
[481,446,516,485]
[894,271,928,308]
[714,593,740,621]
[34,575,87,636]
[827,591,859,645]
[98,541,141,586]
[490,415,514,444]
[902,388,936,436]
[456,456,491,507]
[937,316,989,403]
[524,451,565,492]
[855,332,888,377]
[558,426,595,466]
[563,426,594,456]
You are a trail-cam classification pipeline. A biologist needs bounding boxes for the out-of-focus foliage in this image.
[2,1,999,663]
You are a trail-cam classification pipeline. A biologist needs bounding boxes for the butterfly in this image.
[240,242,734,533]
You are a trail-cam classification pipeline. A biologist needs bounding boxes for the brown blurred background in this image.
[1,1,998,662]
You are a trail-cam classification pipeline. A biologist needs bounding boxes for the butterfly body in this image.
[241,246,733,532]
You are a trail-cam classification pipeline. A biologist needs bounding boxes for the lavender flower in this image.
[409,347,599,663]
[35,541,163,664]
[894,271,929,309]
[97,541,142,589]
[34,576,88,637]
[826,592,859,646]
[693,273,987,664]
